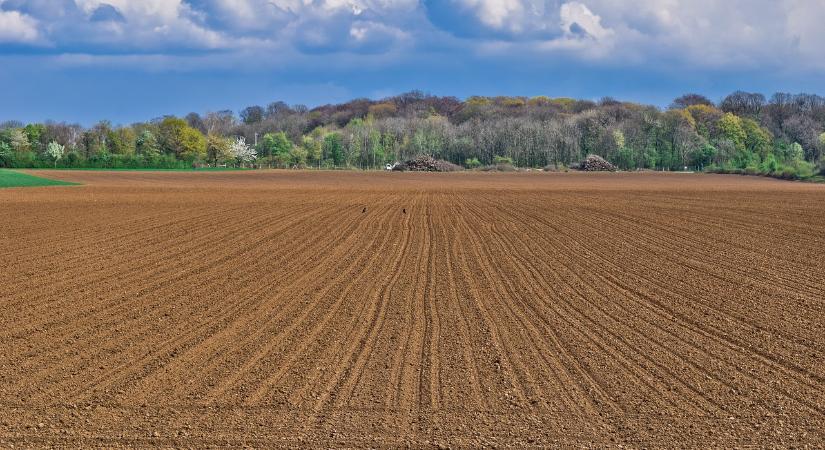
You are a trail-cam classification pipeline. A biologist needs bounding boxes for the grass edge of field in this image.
[0,169,81,189]
[26,167,251,172]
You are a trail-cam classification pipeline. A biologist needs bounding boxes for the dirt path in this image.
[1,171,824,447]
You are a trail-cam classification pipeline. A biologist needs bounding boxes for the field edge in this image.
[0,169,80,189]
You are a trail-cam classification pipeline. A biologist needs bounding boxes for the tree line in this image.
[2,91,824,178]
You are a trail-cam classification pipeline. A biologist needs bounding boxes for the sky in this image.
[2,0,825,125]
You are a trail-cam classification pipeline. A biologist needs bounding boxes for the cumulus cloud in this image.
[0,9,41,43]
[424,0,561,39]
[184,0,417,53]
[69,0,230,49]
[2,0,825,72]
[452,0,540,31]
[559,2,610,40]
[778,0,825,64]
[89,4,126,23]
[580,0,825,67]
[427,0,825,69]
[276,0,417,53]
[426,0,615,58]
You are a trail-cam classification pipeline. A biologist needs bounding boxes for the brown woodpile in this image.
[392,156,463,172]
[580,154,617,171]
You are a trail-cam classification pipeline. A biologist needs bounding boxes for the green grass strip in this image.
[35,167,250,172]
[0,169,80,189]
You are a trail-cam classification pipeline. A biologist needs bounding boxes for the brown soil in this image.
[1,170,824,447]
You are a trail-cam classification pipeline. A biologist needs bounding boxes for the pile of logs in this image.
[579,154,617,172]
[392,156,463,172]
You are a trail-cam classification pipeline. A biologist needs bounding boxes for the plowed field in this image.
[2,171,824,447]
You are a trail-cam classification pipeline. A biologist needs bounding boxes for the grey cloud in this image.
[2,0,825,72]
[89,4,125,22]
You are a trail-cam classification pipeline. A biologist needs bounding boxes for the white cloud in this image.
[784,0,825,64]
[206,0,417,28]
[439,0,558,36]
[579,0,812,68]
[560,2,611,40]
[163,0,418,54]
[68,0,230,49]
[0,9,41,43]
[439,1,614,58]
[434,0,825,70]
[2,0,825,73]
[523,2,614,59]
[459,0,529,30]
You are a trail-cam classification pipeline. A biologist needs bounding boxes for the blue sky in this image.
[2,0,825,125]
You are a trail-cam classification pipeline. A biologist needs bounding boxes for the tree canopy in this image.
[1,91,823,178]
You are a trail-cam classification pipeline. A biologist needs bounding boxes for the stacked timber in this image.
[580,154,617,172]
[392,156,463,172]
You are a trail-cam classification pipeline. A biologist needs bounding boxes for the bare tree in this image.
[670,93,714,110]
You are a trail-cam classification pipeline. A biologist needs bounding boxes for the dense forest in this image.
[2,91,824,178]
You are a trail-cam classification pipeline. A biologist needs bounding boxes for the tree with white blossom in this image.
[230,137,256,167]
[46,141,65,167]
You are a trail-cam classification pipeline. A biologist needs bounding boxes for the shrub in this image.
[480,164,517,172]
[778,167,799,180]
[689,144,717,170]
[465,157,481,169]
[15,151,37,168]
[65,151,83,167]
[493,155,513,165]
[616,147,635,170]
[733,149,759,170]
[0,142,14,167]
[794,160,816,179]
[543,163,566,172]
[760,153,780,174]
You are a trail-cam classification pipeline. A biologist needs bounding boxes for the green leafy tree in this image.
[206,134,232,165]
[107,128,137,156]
[289,145,308,166]
[612,130,634,169]
[23,123,45,153]
[760,153,780,173]
[369,129,385,167]
[818,132,825,162]
[158,117,206,160]
[324,133,344,166]
[639,147,658,169]
[6,128,30,153]
[136,130,160,157]
[688,143,717,169]
[616,147,635,170]
[685,104,722,140]
[302,136,322,169]
[180,127,207,160]
[0,142,13,167]
[789,142,804,163]
[717,113,747,153]
[260,132,292,165]
[613,129,626,149]
[741,118,772,159]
